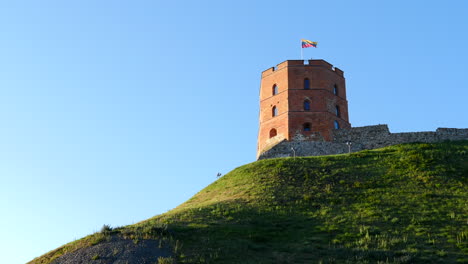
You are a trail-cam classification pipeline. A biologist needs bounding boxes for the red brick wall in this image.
[257,62,290,154]
[257,60,351,157]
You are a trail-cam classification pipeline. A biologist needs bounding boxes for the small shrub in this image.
[100,224,113,234]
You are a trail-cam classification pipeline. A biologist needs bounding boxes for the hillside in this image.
[29,141,468,264]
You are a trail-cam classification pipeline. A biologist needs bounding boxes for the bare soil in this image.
[50,236,172,264]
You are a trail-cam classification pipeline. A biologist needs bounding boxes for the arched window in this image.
[272,106,278,117]
[304,78,310,89]
[272,84,278,95]
[333,84,338,95]
[335,105,341,117]
[334,120,340,129]
[304,100,311,111]
[269,128,277,138]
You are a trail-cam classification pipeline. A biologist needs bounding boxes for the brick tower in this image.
[257,59,351,158]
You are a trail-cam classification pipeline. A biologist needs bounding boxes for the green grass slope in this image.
[30,141,468,264]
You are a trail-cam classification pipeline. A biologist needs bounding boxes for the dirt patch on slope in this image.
[50,236,172,264]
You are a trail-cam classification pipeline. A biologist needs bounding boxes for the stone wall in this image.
[258,124,468,160]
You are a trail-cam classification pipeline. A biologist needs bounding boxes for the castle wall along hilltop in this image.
[257,59,468,160]
[258,125,468,159]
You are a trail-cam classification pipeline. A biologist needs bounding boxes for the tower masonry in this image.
[257,59,350,158]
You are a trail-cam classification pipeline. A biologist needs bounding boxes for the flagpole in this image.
[301,41,303,60]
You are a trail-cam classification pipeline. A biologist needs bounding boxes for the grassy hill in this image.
[29,141,468,264]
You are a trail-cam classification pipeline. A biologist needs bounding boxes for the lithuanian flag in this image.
[302,39,318,48]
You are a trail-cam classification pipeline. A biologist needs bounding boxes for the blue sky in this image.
[0,1,467,263]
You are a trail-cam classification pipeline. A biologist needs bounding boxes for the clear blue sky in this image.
[1,1,467,263]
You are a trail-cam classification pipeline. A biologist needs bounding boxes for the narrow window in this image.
[272,106,278,117]
[335,105,341,117]
[272,84,278,95]
[303,123,311,131]
[269,128,277,138]
[333,84,338,95]
[304,100,311,111]
[304,78,310,89]
[334,120,340,129]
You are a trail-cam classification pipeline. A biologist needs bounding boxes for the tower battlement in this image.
[262,60,344,78]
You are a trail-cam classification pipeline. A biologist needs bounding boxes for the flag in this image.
[302,39,317,48]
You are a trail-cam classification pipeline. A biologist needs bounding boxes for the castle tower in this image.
[257,59,351,158]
